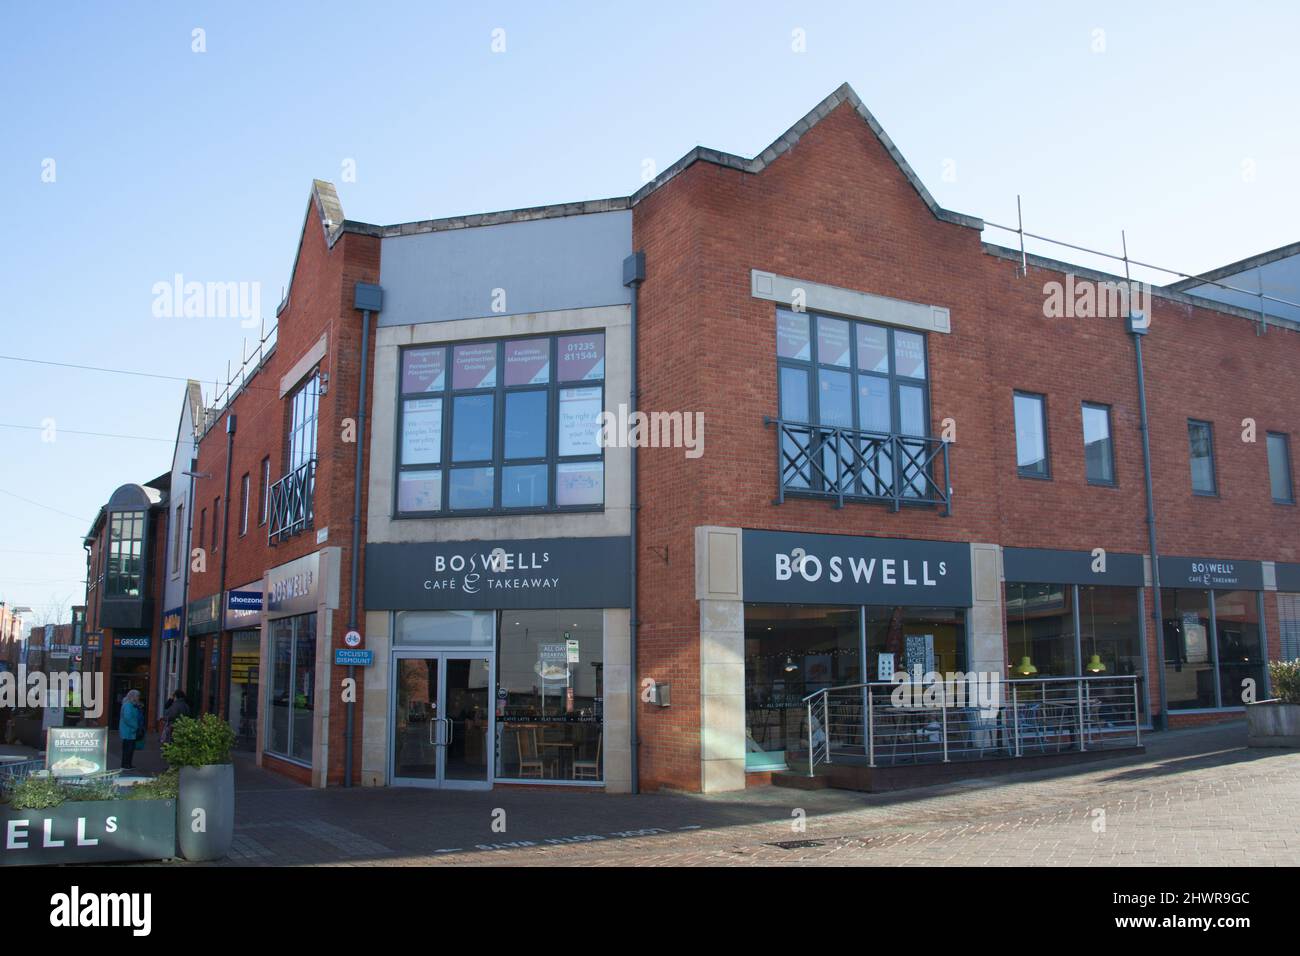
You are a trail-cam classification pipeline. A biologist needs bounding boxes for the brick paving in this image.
[175,721,1300,867]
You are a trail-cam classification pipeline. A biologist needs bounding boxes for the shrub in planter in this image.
[1247,659,1300,748]
[163,714,236,861]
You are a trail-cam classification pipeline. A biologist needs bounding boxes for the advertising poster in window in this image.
[556,333,604,382]
[504,339,550,385]
[398,471,442,512]
[1182,611,1209,663]
[857,323,889,372]
[777,309,811,360]
[817,317,851,367]
[46,727,108,777]
[401,399,442,465]
[452,343,498,389]
[558,387,602,456]
[402,348,446,392]
[895,331,926,378]
[556,462,603,506]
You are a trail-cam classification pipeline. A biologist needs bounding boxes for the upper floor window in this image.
[1188,419,1217,495]
[1013,391,1050,479]
[395,333,605,515]
[1081,402,1115,486]
[106,510,145,598]
[259,457,271,525]
[239,473,250,535]
[776,308,928,436]
[289,370,321,473]
[212,496,221,549]
[199,507,206,550]
[172,503,184,574]
[1267,432,1294,504]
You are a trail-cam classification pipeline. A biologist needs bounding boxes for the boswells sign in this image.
[742,530,972,607]
[1159,555,1264,590]
[365,537,631,610]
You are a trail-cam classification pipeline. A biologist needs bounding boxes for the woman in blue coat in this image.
[118,689,144,770]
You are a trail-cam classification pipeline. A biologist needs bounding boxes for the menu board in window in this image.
[398,472,442,512]
[556,462,603,507]
[401,399,442,465]
[452,343,498,389]
[556,334,605,382]
[558,387,602,456]
[504,339,550,385]
[403,348,445,393]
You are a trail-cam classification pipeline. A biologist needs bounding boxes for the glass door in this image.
[391,652,492,789]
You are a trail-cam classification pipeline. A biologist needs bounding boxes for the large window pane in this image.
[290,615,316,763]
[1082,403,1115,485]
[1188,420,1216,494]
[402,347,446,393]
[1005,584,1075,678]
[856,323,889,373]
[267,618,292,756]
[503,339,550,385]
[504,391,547,459]
[503,464,548,508]
[452,394,494,461]
[1214,590,1264,708]
[396,610,494,646]
[401,398,442,465]
[745,606,861,765]
[496,610,603,781]
[817,369,853,428]
[1079,585,1146,717]
[779,366,809,422]
[556,333,605,382]
[1162,589,1215,709]
[558,387,602,457]
[452,343,497,389]
[1014,392,1049,478]
[898,384,925,437]
[857,375,890,433]
[397,471,441,512]
[865,606,967,677]
[1267,432,1294,502]
[449,467,494,510]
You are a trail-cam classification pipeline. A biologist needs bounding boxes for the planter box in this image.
[1,798,176,866]
[177,764,234,861]
[1246,699,1300,748]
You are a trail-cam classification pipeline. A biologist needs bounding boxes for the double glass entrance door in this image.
[392,652,492,789]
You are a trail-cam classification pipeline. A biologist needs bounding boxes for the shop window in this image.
[1082,403,1115,486]
[1005,584,1075,677]
[1162,589,1215,709]
[495,609,603,782]
[1013,392,1050,479]
[1267,432,1294,503]
[266,613,317,764]
[394,610,494,647]
[744,606,861,768]
[1213,590,1264,708]
[1188,420,1217,495]
[1078,585,1146,716]
[106,510,145,598]
[865,605,967,678]
[1280,594,1300,660]
[396,334,605,515]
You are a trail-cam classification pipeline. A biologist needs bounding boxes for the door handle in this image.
[428,716,436,746]
[445,716,454,746]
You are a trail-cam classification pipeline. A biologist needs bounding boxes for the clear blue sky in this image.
[1,1,1296,624]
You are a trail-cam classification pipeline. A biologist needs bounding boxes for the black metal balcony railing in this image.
[764,417,952,514]
[268,458,316,544]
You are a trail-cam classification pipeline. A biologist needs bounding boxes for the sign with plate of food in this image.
[535,643,569,682]
[46,727,108,777]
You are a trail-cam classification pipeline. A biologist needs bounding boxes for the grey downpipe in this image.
[216,415,236,718]
[346,283,382,788]
[623,253,644,794]
[1130,319,1168,730]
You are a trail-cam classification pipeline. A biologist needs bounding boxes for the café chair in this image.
[515,728,547,779]
[572,732,602,780]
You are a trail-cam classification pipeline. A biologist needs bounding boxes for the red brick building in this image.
[184,181,379,787]
[629,84,1300,791]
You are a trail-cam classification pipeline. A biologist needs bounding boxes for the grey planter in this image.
[1246,700,1300,748]
[1,799,176,866]
[177,763,235,861]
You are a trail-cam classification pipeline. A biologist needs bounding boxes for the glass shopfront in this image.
[266,613,316,764]
[744,604,968,770]
[388,608,605,788]
[228,630,260,751]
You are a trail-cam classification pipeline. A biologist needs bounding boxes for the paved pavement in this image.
[184,720,1299,867]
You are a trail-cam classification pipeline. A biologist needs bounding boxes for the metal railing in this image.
[764,417,952,514]
[800,675,1141,777]
[268,457,316,544]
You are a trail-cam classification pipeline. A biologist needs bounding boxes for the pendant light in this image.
[1012,656,1038,677]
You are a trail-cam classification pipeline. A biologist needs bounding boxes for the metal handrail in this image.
[268,457,316,544]
[764,417,952,514]
[800,675,1141,777]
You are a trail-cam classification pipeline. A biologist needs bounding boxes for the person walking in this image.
[160,689,190,745]
[118,688,144,770]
